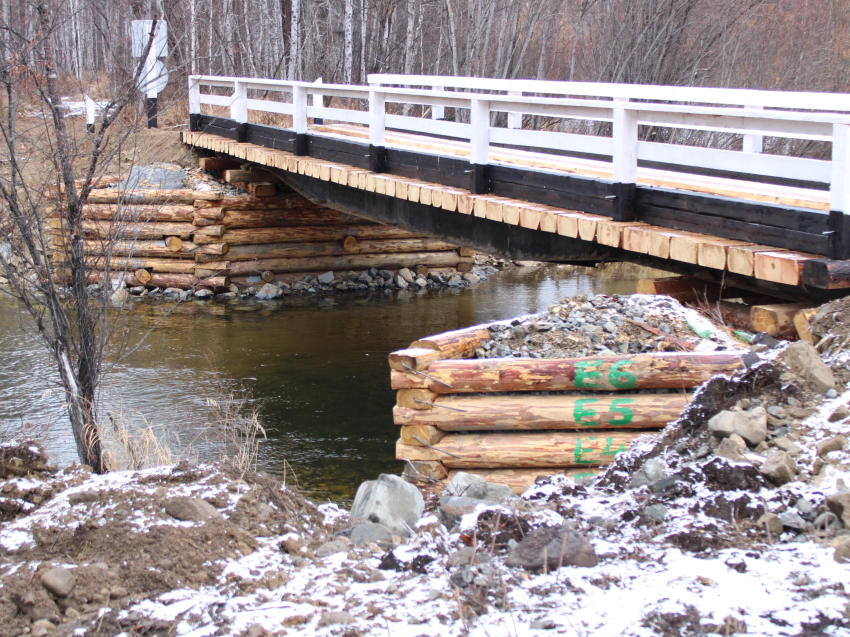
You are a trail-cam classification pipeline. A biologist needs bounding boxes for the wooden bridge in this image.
[184,74,850,302]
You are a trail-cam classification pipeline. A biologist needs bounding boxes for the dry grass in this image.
[101,374,266,474]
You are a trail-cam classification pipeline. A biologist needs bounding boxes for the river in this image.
[0,262,665,503]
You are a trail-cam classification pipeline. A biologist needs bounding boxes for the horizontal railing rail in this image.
[188,74,850,255]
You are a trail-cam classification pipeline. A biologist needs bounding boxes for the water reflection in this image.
[0,262,667,502]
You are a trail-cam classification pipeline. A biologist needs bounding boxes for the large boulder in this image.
[504,524,597,571]
[164,497,222,522]
[708,407,767,446]
[349,474,423,537]
[779,341,836,395]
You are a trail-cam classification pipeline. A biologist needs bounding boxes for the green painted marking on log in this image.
[574,360,604,388]
[573,437,598,464]
[609,398,635,425]
[574,398,599,425]
[608,359,638,389]
[601,436,628,456]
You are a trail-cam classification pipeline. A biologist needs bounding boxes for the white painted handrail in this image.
[188,74,850,212]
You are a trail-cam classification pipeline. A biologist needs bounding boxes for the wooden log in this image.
[404,461,448,481]
[144,273,229,290]
[165,237,183,252]
[456,262,474,273]
[135,268,152,284]
[415,265,430,277]
[51,219,199,240]
[87,189,221,204]
[220,208,372,229]
[397,388,439,410]
[224,169,276,183]
[669,232,724,264]
[192,224,419,246]
[801,259,850,290]
[195,195,327,211]
[794,308,818,344]
[389,347,444,372]
[81,204,196,222]
[698,239,753,271]
[400,425,446,446]
[597,221,645,249]
[457,247,476,257]
[225,251,472,275]
[754,251,816,286]
[193,207,226,221]
[410,323,494,360]
[391,369,428,390]
[102,257,203,274]
[396,430,647,469]
[391,351,746,393]
[84,239,199,259]
[751,303,813,338]
[343,236,358,250]
[636,276,722,303]
[193,225,226,237]
[84,271,139,286]
[446,468,599,495]
[394,393,688,431]
[715,301,753,331]
[199,157,242,172]
[220,238,459,261]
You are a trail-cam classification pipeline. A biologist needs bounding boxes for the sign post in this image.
[131,20,168,128]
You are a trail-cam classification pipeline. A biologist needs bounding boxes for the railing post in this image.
[231,80,248,143]
[507,90,522,129]
[611,98,638,222]
[369,89,387,173]
[312,77,324,125]
[432,86,445,120]
[829,123,850,260]
[188,76,201,131]
[469,98,490,194]
[743,105,764,154]
[292,84,308,156]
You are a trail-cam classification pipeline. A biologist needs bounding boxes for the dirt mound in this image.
[0,458,327,637]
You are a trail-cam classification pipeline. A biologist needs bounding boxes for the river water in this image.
[0,262,665,503]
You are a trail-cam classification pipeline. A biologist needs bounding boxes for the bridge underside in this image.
[184,122,850,303]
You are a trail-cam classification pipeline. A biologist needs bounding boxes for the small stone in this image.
[629,459,665,489]
[398,268,414,284]
[643,504,667,523]
[530,619,557,630]
[757,512,783,536]
[504,524,597,570]
[448,546,486,567]
[462,272,480,284]
[349,522,393,547]
[715,436,747,462]
[427,588,442,601]
[778,510,807,531]
[826,492,850,528]
[109,586,128,599]
[817,435,847,457]
[163,497,222,522]
[759,451,797,485]
[447,274,463,287]
[795,498,814,517]
[40,567,75,597]
[31,620,56,637]
[414,277,428,288]
[833,536,850,563]
[829,406,850,422]
[395,274,409,289]
[194,288,214,298]
[773,437,803,457]
[779,341,836,395]
[317,611,356,627]
[450,565,474,587]
[110,288,130,305]
[708,407,768,446]
[766,405,786,419]
[814,512,838,530]
[316,539,350,557]
[827,389,839,399]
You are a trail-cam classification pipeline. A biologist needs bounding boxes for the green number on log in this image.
[608,360,637,389]
[574,398,599,425]
[601,436,628,456]
[573,437,597,464]
[574,360,604,388]
[609,398,635,425]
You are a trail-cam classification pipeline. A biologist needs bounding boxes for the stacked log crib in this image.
[391,322,747,494]
[48,185,473,290]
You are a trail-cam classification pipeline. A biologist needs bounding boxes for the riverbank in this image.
[2,294,850,636]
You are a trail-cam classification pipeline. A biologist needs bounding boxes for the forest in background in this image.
[4,0,848,118]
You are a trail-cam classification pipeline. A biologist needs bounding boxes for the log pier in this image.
[390,319,745,493]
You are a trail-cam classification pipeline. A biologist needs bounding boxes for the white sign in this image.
[131,20,168,58]
[131,20,168,98]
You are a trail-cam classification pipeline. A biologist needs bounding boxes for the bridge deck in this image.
[314,123,831,213]
[184,128,846,302]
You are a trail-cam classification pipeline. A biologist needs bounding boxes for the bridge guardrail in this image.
[188,74,850,257]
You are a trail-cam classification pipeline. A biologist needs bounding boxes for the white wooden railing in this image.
[188,74,850,213]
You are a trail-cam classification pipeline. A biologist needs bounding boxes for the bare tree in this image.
[0,2,159,472]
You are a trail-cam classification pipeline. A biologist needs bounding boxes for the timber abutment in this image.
[390,294,748,494]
